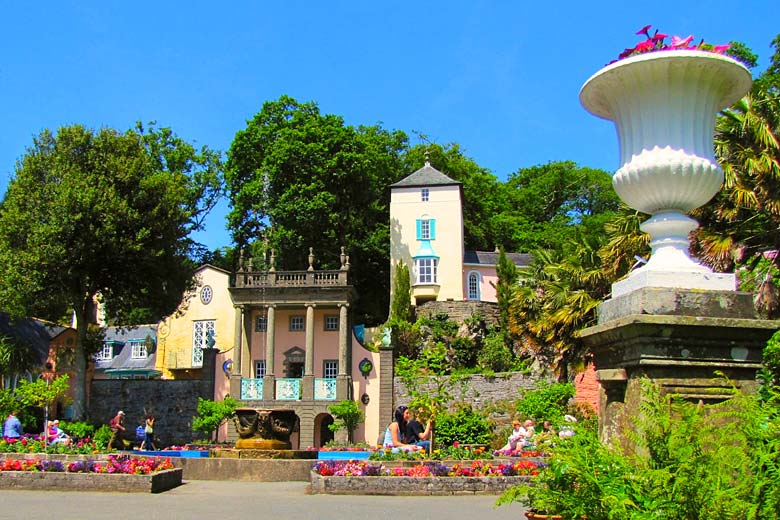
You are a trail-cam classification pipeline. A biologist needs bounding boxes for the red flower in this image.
[636,25,652,37]
[635,40,655,53]
[712,44,731,53]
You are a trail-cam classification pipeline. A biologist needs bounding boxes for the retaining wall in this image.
[0,468,182,493]
[309,471,530,495]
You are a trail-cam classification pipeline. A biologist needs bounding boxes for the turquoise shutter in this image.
[429,219,436,240]
[416,219,422,240]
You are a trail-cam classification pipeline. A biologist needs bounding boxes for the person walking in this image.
[140,415,156,451]
[3,410,23,439]
[108,410,126,450]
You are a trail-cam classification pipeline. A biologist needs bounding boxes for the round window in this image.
[200,285,213,305]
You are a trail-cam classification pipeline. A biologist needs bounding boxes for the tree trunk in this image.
[70,297,95,420]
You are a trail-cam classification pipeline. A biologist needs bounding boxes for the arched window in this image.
[467,271,480,300]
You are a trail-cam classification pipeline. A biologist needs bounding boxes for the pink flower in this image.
[712,44,731,53]
[652,33,668,42]
[635,40,655,53]
[636,25,652,37]
[671,35,694,48]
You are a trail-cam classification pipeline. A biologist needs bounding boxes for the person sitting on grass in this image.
[382,405,423,453]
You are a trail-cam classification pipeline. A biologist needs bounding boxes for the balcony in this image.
[235,270,348,289]
[237,377,339,401]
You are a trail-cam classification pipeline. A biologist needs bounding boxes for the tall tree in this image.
[0,123,222,418]
[226,96,408,325]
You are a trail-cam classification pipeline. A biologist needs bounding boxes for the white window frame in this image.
[414,257,438,284]
[467,271,481,300]
[420,219,431,240]
[96,343,113,361]
[324,315,339,331]
[323,360,338,379]
[254,359,266,378]
[421,188,429,202]
[255,314,267,332]
[192,320,215,367]
[130,340,147,359]
[289,315,305,331]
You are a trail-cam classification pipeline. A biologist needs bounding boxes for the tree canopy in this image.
[0,123,223,418]
[226,96,408,325]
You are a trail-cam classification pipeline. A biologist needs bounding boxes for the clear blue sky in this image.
[2,1,777,251]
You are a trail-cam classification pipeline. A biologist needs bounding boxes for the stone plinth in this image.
[0,468,182,493]
[579,287,779,443]
[212,448,316,460]
[309,471,531,495]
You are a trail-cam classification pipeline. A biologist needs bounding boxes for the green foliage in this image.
[226,95,408,325]
[477,330,515,372]
[327,400,365,443]
[495,247,518,333]
[92,424,113,450]
[192,396,238,441]
[59,420,95,441]
[515,381,575,425]
[499,379,780,519]
[0,333,38,388]
[0,123,223,419]
[396,342,465,422]
[14,375,71,413]
[434,406,492,447]
[389,262,412,322]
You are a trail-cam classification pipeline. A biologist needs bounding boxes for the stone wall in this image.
[393,372,545,415]
[416,301,500,326]
[310,472,530,495]
[89,380,207,446]
[0,469,182,493]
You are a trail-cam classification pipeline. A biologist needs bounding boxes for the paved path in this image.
[0,480,526,520]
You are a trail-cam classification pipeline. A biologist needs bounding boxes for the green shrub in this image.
[434,405,492,447]
[477,330,514,372]
[515,381,574,424]
[59,420,95,440]
[192,396,238,441]
[92,424,113,450]
[328,400,365,443]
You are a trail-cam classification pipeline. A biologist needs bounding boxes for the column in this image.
[229,306,243,399]
[302,304,315,400]
[241,309,251,378]
[263,305,276,401]
[336,303,350,400]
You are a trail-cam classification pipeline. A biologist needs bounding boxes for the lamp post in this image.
[41,362,53,449]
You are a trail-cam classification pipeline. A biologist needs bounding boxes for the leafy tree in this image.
[192,396,238,442]
[0,334,38,390]
[327,400,365,443]
[494,247,518,333]
[14,375,71,430]
[226,96,408,325]
[389,262,412,322]
[0,123,223,419]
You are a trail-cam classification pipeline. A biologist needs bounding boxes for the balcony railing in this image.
[314,378,337,400]
[240,378,264,400]
[235,270,348,288]
[275,378,301,400]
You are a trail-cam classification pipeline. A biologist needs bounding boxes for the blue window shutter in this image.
[416,219,422,240]
[430,219,436,240]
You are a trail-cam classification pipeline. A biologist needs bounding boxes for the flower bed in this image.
[0,455,181,493]
[309,460,540,495]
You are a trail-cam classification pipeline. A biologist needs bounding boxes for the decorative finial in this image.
[424,149,431,166]
[340,246,347,269]
[246,255,254,272]
[269,249,276,272]
[238,249,245,272]
[345,254,350,271]
[494,245,500,253]
[308,247,315,271]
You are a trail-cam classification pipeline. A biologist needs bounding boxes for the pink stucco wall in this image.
[463,265,498,303]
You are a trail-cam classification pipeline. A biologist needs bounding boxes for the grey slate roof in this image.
[463,250,532,268]
[95,325,158,372]
[390,161,460,188]
[0,312,67,364]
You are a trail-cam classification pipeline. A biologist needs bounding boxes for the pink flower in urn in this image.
[671,35,694,48]
[712,44,731,53]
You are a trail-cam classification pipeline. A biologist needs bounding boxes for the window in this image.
[414,257,438,284]
[96,343,113,361]
[200,285,213,305]
[192,320,215,367]
[468,272,480,300]
[289,315,305,331]
[254,360,266,378]
[324,315,339,331]
[421,188,429,202]
[323,360,338,379]
[130,340,147,359]
[416,218,436,240]
[255,314,267,332]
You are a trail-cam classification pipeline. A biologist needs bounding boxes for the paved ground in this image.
[0,480,527,520]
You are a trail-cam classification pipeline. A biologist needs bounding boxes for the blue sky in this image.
[2,1,777,251]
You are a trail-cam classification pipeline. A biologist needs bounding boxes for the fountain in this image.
[212,408,316,459]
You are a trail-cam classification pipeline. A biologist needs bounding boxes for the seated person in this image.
[498,419,535,454]
[382,405,423,452]
[47,420,72,446]
[405,408,433,451]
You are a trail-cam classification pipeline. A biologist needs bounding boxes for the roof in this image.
[95,325,158,372]
[0,312,68,364]
[390,160,460,188]
[463,250,532,268]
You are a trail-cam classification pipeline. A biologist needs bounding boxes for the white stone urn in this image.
[580,50,752,296]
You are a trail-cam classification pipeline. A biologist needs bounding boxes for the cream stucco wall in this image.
[390,184,464,304]
[156,266,235,383]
